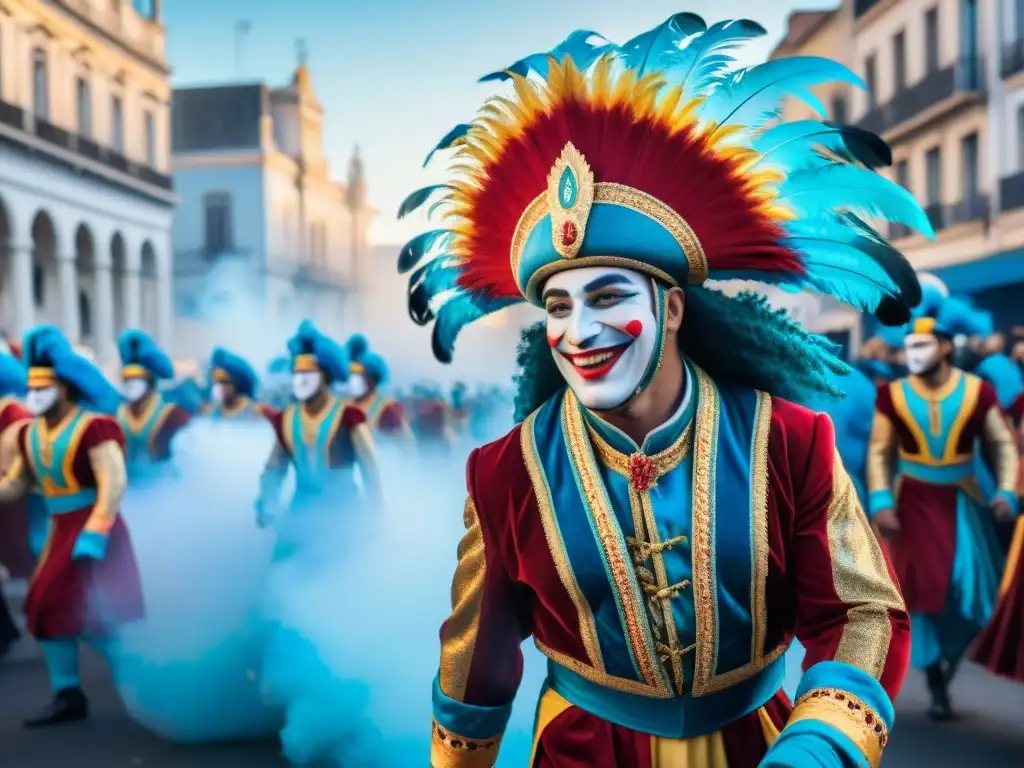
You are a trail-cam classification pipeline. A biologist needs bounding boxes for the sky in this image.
[163,0,823,245]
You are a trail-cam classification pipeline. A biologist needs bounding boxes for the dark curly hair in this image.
[512,285,849,422]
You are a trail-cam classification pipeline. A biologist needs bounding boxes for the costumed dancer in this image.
[0,326,143,727]
[116,329,191,481]
[207,347,267,420]
[399,15,922,767]
[0,351,31,658]
[867,290,1019,720]
[344,334,411,440]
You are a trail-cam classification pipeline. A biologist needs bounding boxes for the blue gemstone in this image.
[558,166,578,209]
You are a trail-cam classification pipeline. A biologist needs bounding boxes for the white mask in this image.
[292,371,323,402]
[122,378,149,404]
[348,373,368,399]
[543,266,659,410]
[904,333,941,375]
[25,386,59,416]
[210,382,225,405]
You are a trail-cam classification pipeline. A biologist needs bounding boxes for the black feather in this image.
[407,262,435,326]
[823,122,892,168]
[431,323,454,364]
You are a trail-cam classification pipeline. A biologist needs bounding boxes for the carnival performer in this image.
[0,351,30,658]
[207,347,267,420]
[344,334,410,439]
[396,14,924,767]
[0,325,143,727]
[116,329,191,480]
[868,292,1018,720]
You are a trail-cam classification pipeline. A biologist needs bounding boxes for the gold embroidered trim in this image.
[789,688,887,768]
[749,390,771,663]
[890,373,977,467]
[521,410,605,671]
[586,419,693,482]
[534,639,672,697]
[431,720,501,768]
[562,392,667,691]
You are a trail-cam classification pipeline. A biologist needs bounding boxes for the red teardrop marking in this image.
[624,320,644,338]
[559,220,578,247]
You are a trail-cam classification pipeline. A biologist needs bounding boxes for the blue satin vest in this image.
[282,398,358,507]
[26,408,98,515]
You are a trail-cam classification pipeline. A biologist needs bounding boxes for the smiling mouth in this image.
[561,344,629,380]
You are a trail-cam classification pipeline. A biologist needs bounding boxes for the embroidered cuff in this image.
[431,720,501,768]
[431,676,510,767]
[867,489,895,518]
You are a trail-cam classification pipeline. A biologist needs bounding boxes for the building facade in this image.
[0,0,175,368]
[170,63,374,363]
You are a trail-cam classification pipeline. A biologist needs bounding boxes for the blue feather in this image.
[430,293,520,364]
[407,258,463,325]
[423,124,471,168]
[397,185,449,219]
[0,352,26,397]
[777,237,902,311]
[915,283,950,318]
[777,164,935,237]
[479,30,615,82]
[752,120,891,172]
[657,19,767,102]
[617,12,706,76]
[977,354,1024,409]
[700,57,864,132]
[936,297,992,337]
[397,229,453,274]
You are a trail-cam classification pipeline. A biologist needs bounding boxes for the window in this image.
[892,31,907,93]
[864,54,877,108]
[111,96,124,152]
[76,77,92,137]
[133,0,155,19]
[78,290,92,338]
[830,95,848,124]
[895,159,910,190]
[32,265,44,308]
[1017,0,1024,42]
[925,8,940,73]
[960,0,978,58]
[960,132,979,198]
[32,48,48,119]
[203,192,234,256]
[925,146,942,206]
[144,110,155,166]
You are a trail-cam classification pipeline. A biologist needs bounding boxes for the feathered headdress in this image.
[0,352,27,398]
[287,320,349,383]
[118,329,175,380]
[397,14,928,363]
[23,325,121,413]
[345,334,389,385]
[210,347,259,398]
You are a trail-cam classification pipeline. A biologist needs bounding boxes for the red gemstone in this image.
[865,713,874,724]
[560,220,578,247]
[629,454,657,491]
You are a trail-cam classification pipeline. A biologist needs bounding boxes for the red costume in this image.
[0,397,33,578]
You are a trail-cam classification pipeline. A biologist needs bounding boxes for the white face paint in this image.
[122,378,149,404]
[543,266,659,410]
[210,382,225,405]
[292,371,323,402]
[348,373,368,399]
[25,386,58,417]
[904,333,942,375]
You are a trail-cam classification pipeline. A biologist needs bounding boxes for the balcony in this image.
[1000,170,1024,213]
[0,97,173,196]
[857,57,985,139]
[1002,38,1024,79]
[946,194,990,226]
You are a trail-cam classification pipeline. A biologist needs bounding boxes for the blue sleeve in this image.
[867,489,894,518]
[431,674,512,741]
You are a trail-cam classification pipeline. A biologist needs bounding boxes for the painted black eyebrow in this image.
[583,274,632,293]
[541,287,570,302]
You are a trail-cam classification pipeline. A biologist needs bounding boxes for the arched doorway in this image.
[140,239,157,334]
[110,232,126,334]
[30,211,58,325]
[74,224,95,343]
[0,195,12,336]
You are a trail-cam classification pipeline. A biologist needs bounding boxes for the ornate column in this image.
[123,234,141,331]
[155,235,173,350]
[92,254,116,367]
[9,242,35,337]
[57,254,80,344]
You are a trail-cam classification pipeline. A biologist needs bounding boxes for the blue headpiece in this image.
[162,379,207,415]
[877,276,989,346]
[267,355,290,375]
[22,325,120,414]
[0,352,27,398]
[346,334,369,366]
[346,334,389,386]
[398,13,928,363]
[210,347,259,398]
[976,353,1024,410]
[118,329,175,380]
[287,320,349,383]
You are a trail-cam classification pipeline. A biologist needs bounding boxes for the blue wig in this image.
[0,353,27,398]
[359,352,390,387]
[119,329,175,380]
[976,353,1024,410]
[22,325,121,414]
[286,320,349,383]
[346,334,370,365]
[211,348,259,398]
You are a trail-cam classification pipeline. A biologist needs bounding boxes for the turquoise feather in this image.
[618,12,706,75]
[397,184,450,219]
[397,229,453,274]
[407,258,462,325]
[937,296,992,336]
[777,165,934,237]
[479,30,614,82]
[658,19,767,102]
[700,57,864,132]
[753,121,891,170]
[431,293,520,363]
[423,124,471,168]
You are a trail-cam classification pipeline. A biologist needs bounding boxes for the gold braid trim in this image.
[431,720,501,768]
[788,688,887,768]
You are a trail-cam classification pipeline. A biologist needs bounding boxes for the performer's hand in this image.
[991,496,1014,522]
[71,531,108,561]
[872,508,901,539]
